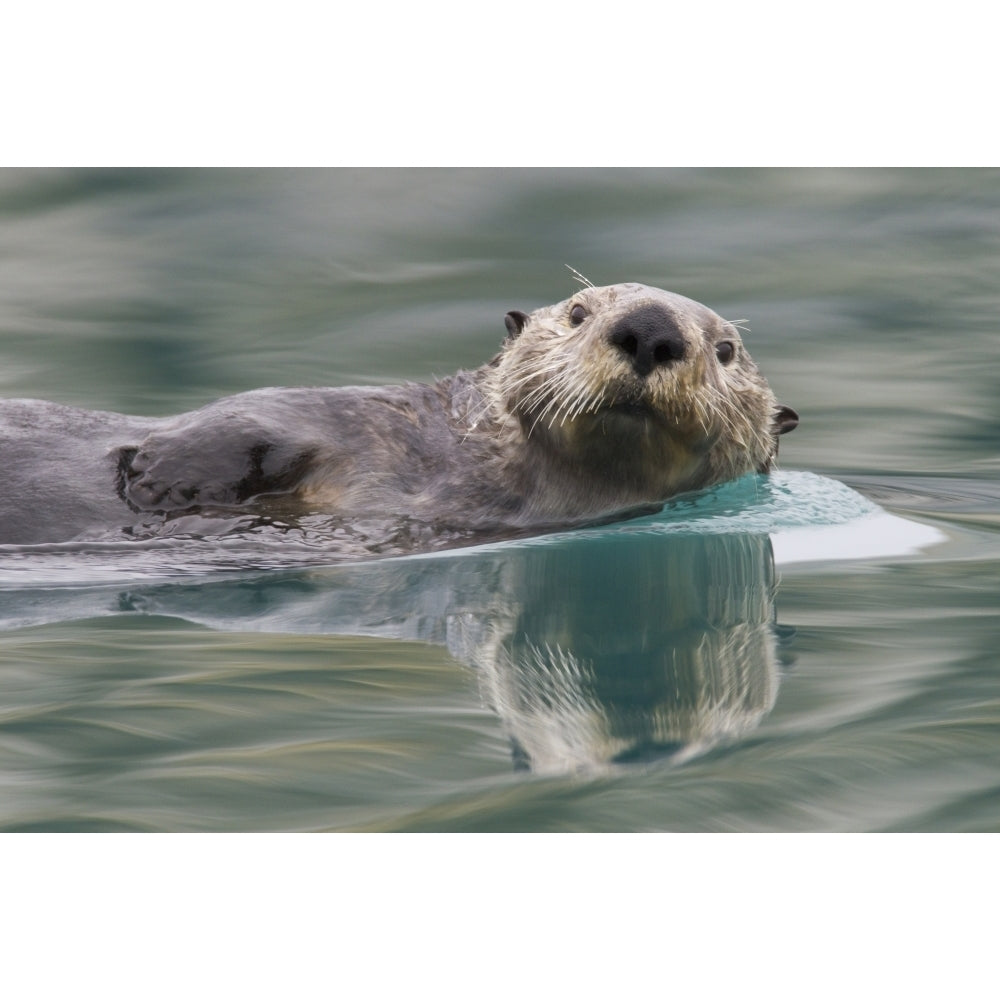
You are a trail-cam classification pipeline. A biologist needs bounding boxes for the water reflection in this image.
[445,533,781,773]
[2,528,785,774]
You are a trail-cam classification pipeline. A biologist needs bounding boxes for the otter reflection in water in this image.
[443,530,783,773]
[2,524,787,774]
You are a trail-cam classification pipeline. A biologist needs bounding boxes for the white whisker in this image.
[565,264,595,289]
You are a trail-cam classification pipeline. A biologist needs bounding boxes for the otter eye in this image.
[569,304,587,326]
[715,341,736,365]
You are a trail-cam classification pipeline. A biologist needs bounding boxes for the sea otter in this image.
[0,282,797,547]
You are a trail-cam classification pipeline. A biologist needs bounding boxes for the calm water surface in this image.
[1,168,998,831]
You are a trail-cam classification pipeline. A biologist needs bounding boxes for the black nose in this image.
[607,304,687,377]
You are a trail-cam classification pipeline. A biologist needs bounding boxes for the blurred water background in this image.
[1,168,998,831]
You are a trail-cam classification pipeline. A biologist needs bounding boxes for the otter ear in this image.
[504,310,529,340]
[774,404,799,436]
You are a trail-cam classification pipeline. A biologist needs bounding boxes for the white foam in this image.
[772,509,946,566]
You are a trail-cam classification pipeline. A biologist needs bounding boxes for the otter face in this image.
[493,283,797,496]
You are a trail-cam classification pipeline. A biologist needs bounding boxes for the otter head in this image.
[491,283,798,501]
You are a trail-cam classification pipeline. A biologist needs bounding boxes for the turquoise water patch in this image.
[615,471,879,534]
[625,472,944,566]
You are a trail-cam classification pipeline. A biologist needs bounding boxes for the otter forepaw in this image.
[119,445,233,511]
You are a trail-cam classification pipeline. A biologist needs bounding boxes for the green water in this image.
[1,168,999,831]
